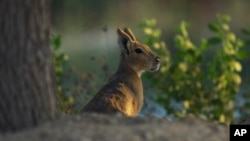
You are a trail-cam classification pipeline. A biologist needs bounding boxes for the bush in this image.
[50,35,75,113]
[140,15,246,124]
[50,35,108,114]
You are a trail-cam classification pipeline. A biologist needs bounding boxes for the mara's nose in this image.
[155,56,160,63]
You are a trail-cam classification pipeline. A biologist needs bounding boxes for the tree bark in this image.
[0,0,58,132]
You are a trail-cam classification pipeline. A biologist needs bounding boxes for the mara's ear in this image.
[117,28,133,42]
[117,28,133,54]
[123,28,136,41]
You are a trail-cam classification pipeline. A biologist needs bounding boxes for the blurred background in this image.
[51,0,250,75]
[50,0,250,123]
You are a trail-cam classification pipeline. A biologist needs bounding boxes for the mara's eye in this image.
[135,48,143,54]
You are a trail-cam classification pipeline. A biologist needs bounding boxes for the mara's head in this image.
[117,28,160,76]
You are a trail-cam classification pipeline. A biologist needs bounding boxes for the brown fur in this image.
[81,28,160,116]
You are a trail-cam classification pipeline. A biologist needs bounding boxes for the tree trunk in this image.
[0,0,58,132]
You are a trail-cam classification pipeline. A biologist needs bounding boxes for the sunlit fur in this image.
[81,28,160,116]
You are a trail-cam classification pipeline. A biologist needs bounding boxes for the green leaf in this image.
[221,24,230,31]
[220,15,231,23]
[208,23,219,32]
[242,28,250,35]
[216,14,231,23]
[146,18,157,26]
[139,18,157,27]
[207,37,221,46]
[200,39,209,51]
[51,35,61,50]
[145,38,154,46]
[236,51,250,60]
[180,21,190,37]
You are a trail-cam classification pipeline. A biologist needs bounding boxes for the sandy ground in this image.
[0,114,229,141]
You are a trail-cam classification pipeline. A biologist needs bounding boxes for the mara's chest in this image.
[118,82,144,116]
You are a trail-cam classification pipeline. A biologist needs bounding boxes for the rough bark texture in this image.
[0,0,58,132]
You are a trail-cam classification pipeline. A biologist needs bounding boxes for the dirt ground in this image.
[0,113,229,141]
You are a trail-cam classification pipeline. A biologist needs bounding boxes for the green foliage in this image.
[141,15,246,124]
[50,35,109,114]
[205,15,244,123]
[50,35,74,114]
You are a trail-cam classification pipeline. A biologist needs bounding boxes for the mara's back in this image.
[81,67,143,116]
[81,28,160,117]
